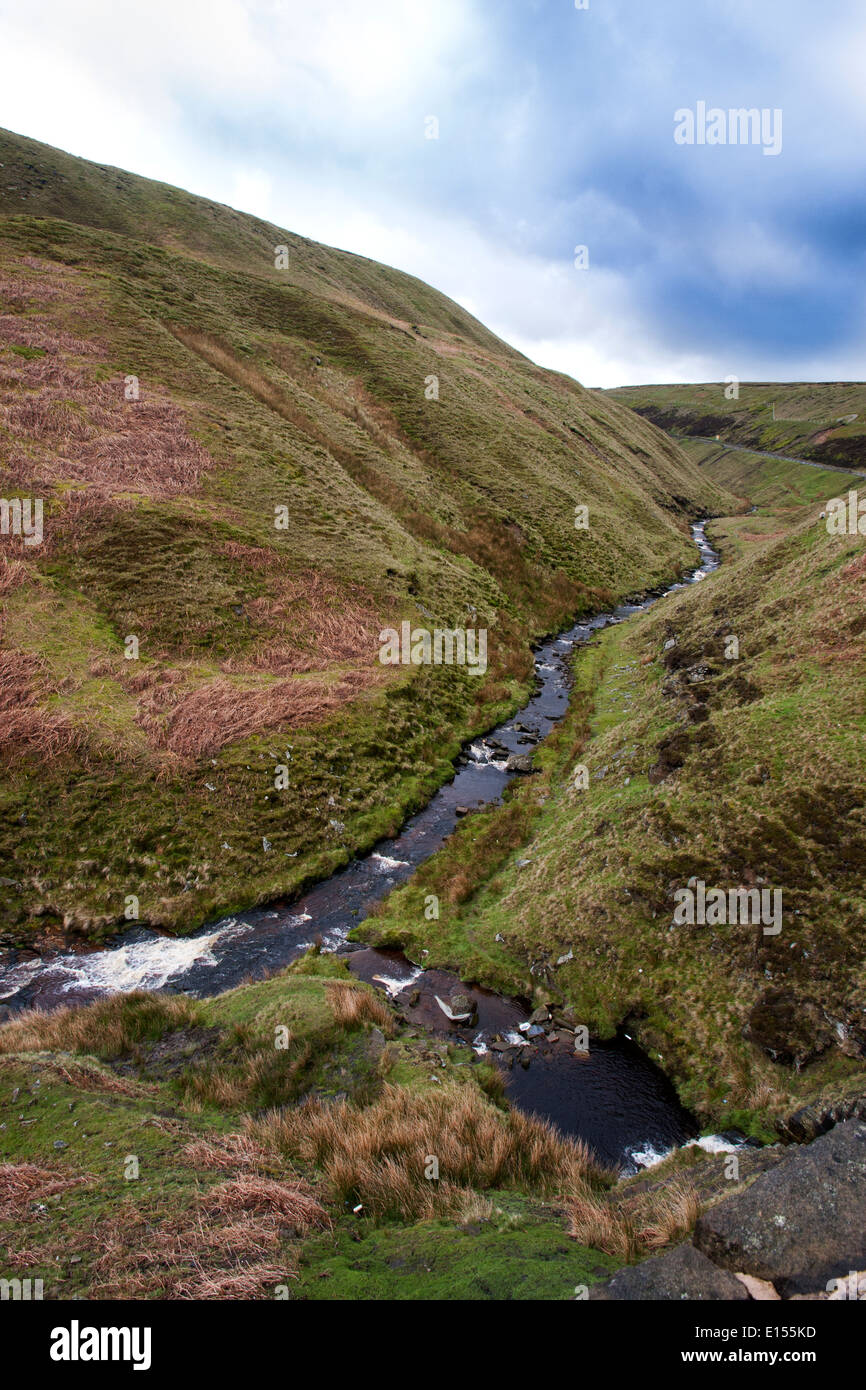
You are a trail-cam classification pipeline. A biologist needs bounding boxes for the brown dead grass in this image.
[0,646,83,761]
[0,261,214,505]
[325,980,395,1035]
[1,1126,329,1300]
[137,666,383,759]
[202,1175,330,1233]
[0,991,200,1059]
[0,1162,89,1220]
[179,1134,276,1174]
[88,1198,295,1300]
[248,1081,609,1223]
[0,554,28,596]
[86,1164,328,1299]
[216,553,384,675]
[49,1060,160,1099]
[566,1176,701,1259]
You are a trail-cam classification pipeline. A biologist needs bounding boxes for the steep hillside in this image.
[363,455,866,1131]
[602,381,866,473]
[0,128,731,945]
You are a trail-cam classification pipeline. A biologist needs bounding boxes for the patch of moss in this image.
[294,1196,617,1300]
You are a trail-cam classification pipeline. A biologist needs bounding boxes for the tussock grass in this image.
[567,1177,701,1259]
[248,1082,610,1222]
[178,1040,315,1112]
[325,979,395,1034]
[0,992,200,1060]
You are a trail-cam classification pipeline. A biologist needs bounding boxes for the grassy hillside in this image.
[3,449,862,1298]
[680,437,863,560]
[0,128,731,945]
[361,450,866,1130]
[602,381,866,473]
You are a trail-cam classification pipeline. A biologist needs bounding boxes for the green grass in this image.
[295,1196,616,1300]
[601,380,866,474]
[0,957,625,1300]
[0,127,733,944]
[360,463,866,1131]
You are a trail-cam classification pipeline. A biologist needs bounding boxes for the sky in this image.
[0,0,864,388]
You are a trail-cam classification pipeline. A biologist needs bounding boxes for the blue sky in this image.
[0,0,864,386]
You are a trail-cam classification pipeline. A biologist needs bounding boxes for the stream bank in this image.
[0,522,723,1172]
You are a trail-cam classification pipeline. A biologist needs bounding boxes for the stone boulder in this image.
[589,1243,748,1301]
[693,1120,866,1296]
[505,753,535,775]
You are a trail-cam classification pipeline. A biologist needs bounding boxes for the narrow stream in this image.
[0,522,722,1171]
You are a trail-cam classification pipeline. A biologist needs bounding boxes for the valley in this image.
[1,130,864,1305]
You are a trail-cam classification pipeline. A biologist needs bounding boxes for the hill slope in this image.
[362,450,866,1130]
[602,381,866,473]
[0,128,731,944]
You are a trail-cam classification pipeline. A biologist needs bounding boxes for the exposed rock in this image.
[449,992,475,1021]
[735,1273,780,1300]
[693,1120,866,1296]
[685,664,712,684]
[433,994,473,1023]
[505,754,535,774]
[590,1243,748,1301]
[775,1105,832,1145]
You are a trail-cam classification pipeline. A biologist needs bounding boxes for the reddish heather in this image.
[137,666,382,760]
[0,259,215,501]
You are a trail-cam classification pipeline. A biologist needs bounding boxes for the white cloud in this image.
[0,0,862,387]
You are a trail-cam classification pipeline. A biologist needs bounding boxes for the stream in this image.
[0,522,724,1172]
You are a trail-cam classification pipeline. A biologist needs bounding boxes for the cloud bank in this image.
[1,0,863,386]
